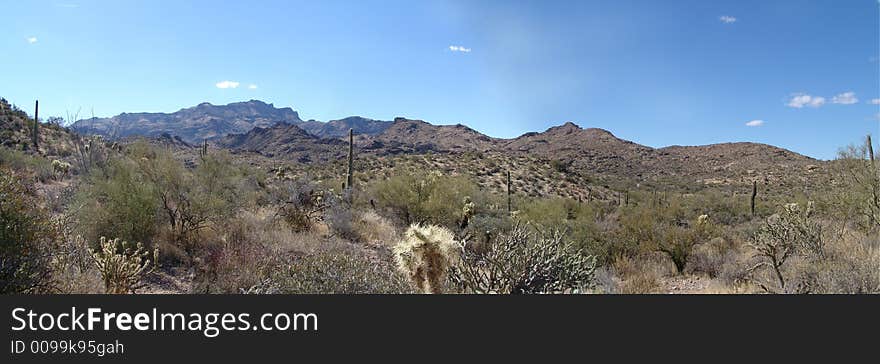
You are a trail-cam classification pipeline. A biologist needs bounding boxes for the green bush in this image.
[371,171,483,230]
[75,156,159,246]
[0,170,56,293]
[0,148,54,182]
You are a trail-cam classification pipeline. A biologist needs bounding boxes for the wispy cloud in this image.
[26,37,38,44]
[831,91,858,105]
[215,80,240,89]
[719,16,737,24]
[247,84,258,90]
[448,45,471,53]
[869,99,880,105]
[745,120,764,127]
[787,93,825,108]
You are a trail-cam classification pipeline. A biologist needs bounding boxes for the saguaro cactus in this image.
[506,169,512,213]
[750,180,758,217]
[200,139,208,158]
[346,128,354,192]
[868,135,875,168]
[32,100,39,150]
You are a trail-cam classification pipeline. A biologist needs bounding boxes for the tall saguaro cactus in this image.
[750,180,758,217]
[868,135,875,169]
[346,128,354,192]
[32,100,39,150]
[506,169,512,213]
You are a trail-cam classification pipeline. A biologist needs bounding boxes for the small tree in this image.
[831,138,880,233]
[656,215,715,274]
[748,203,822,293]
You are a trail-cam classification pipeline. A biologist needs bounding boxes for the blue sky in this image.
[1,0,878,159]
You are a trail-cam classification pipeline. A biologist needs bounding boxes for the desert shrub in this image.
[617,270,663,294]
[655,216,717,273]
[49,233,103,293]
[829,140,880,233]
[516,197,612,262]
[190,210,303,293]
[785,232,879,294]
[607,255,665,294]
[550,159,570,173]
[75,157,159,246]
[191,234,282,294]
[325,193,358,240]
[394,224,459,293]
[371,171,482,230]
[272,177,327,232]
[747,203,822,293]
[352,210,398,246]
[0,170,56,293]
[687,237,738,278]
[139,147,243,248]
[449,225,596,294]
[275,246,410,294]
[0,148,54,182]
[91,237,158,294]
[461,214,514,254]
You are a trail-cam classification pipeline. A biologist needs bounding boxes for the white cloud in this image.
[745,120,765,127]
[448,45,471,53]
[720,16,737,24]
[869,98,880,105]
[215,80,240,89]
[26,37,38,44]
[832,91,858,105]
[247,84,258,90]
[787,93,825,108]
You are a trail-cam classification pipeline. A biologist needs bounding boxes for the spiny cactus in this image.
[31,100,38,150]
[750,180,758,217]
[748,201,822,293]
[51,159,72,181]
[346,128,354,195]
[506,169,512,213]
[393,224,458,294]
[199,139,208,159]
[91,237,158,294]
[449,225,596,294]
[460,196,475,230]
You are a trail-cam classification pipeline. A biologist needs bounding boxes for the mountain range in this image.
[72,100,391,142]
[72,99,824,190]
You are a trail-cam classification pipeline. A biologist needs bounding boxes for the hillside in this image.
[217,123,346,163]
[60,98,827,193]
[299,116,392,138]
[357,118,499,154]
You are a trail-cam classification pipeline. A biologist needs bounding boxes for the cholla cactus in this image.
[748,202,823,293]
[697,214,709,225]
[91,237,158,294]
[393,224,458,294]
[461,196,475,229]
[51,160,72,181]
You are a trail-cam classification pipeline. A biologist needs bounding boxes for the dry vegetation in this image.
[1,98,877,294]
